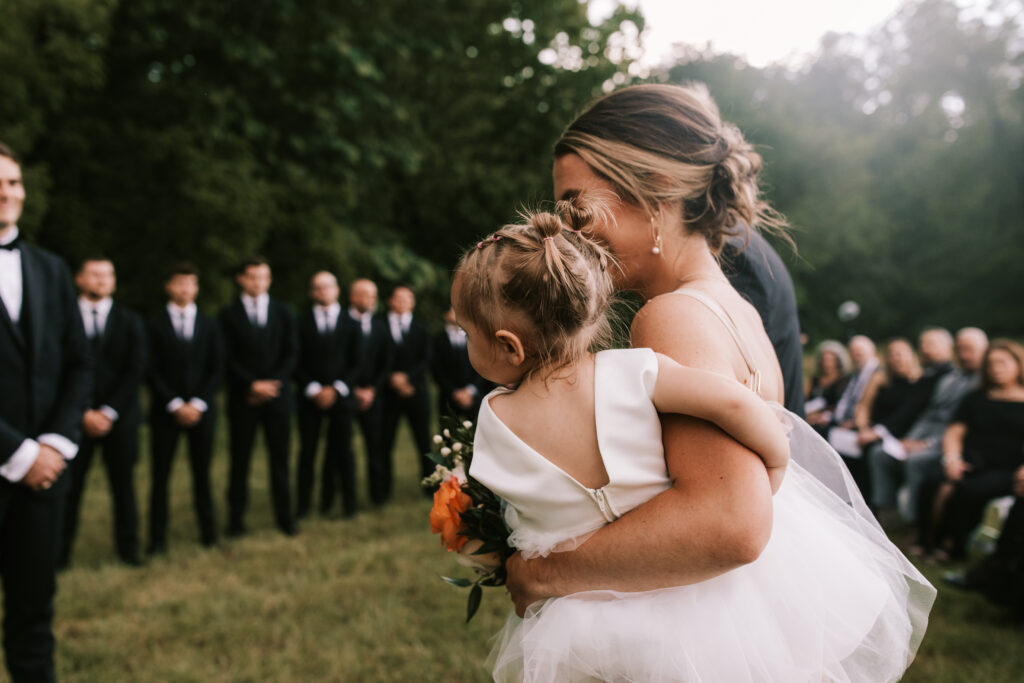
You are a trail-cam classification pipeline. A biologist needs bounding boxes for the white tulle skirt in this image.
[488,411,935,683]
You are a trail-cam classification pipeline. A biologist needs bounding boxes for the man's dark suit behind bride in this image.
[0,141,92,681]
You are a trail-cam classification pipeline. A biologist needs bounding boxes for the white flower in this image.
[463,420,473,429]
[452,442,463,452]
[450,465,467,485]
[440,447,452,457]
[452,455,465,469]
[443,429,451,438]
[432,434,444,445]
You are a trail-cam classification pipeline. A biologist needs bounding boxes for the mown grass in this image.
[3,418,1021,681]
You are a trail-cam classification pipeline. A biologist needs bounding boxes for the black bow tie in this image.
[0,236,19,250]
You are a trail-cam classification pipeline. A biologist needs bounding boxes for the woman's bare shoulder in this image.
[631,293,735,373]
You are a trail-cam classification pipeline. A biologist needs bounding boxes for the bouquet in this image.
[423,415,513,621]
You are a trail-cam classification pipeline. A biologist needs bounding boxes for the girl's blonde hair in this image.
[452,194,616,379]
[554,83,789,253]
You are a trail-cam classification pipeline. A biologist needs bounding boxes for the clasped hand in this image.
[247,379,282,405]
[82,409,114,438]
[22,444,65,491]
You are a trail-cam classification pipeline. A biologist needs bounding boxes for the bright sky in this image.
[590,0,905,67]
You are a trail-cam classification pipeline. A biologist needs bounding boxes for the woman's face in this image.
[986,348,1021,388]
[886,341,916,378]
[552,153,654,291]
[820,350,840,375]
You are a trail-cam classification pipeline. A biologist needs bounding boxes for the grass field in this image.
[3,418,1021,681]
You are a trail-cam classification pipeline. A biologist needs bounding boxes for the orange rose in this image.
[430,478,473,552]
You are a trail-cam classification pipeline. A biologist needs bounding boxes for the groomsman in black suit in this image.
[295,271,360,518]
[0,142,91,681]
[220,257,298,536]
[432,306,489,421]
[347,279,393,504]
[147,263,223,554]
[382,286,433,483]
[60,257,146,567]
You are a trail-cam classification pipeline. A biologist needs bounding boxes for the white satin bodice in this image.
[469,348,670,556]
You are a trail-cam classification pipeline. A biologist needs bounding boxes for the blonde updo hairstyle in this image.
[554,83,788,253]
[453,195,616,380]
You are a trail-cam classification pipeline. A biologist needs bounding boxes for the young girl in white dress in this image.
[452,199,934,682]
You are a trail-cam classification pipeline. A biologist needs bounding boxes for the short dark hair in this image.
[0,141,19,165]
[76,256,113,274]
[167,261,199,281]
[236,255,269,275]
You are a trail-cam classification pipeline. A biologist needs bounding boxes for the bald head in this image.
[309,271,339,306]
[919,327,954,365]
[848,335,877,371]
[349,278,378,314]
[955,327,988,372]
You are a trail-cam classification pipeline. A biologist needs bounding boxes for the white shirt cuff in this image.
[38,433,79,460]
[167,397,186,413]
[99,405,119,422]
[0,439,40,482]
[305,382,323,399]
[188,398,208,413]
[333,381,350,398]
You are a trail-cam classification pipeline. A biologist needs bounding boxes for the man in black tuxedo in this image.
[382,286,433,484]
[432,306,489,422]
[147,263,223,554]
[722,231,805,417]
[295,271,360,518]
[0,143,91,682]
[220,257,298,537]
[60,257,146,568]
[347,279,393,505]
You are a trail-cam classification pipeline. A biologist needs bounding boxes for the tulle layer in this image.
[489,412,935,683]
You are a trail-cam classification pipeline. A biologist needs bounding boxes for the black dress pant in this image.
[227,397,293,532]
[354,400,388,504]
[917,467,1016,556]
[296,400,355,517]
[0,472,69,683]
[60,421,139,565]
[383,389,433,488]
[148,409,218,548]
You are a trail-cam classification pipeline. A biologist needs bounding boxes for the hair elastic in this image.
[542,236,556,242]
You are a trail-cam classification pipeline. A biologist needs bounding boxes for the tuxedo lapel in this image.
[22,246,46,360]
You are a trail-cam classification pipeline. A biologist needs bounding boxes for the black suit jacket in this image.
[721,230,805,417]
[295,308,360,400]
[147,308,224,409]
[432,330,488,402]
[219,297,298,399]
[85,303,146,421]
[0,244,91,500]
[387,316,431,393]
[352,315,393,393]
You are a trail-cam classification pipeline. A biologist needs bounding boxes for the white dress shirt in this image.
[349,307,372,335]
[164,302,208,415]
[241,293,269,327]
[388,311,412,343]
[445,324,476,396]
[0,229,79,482]
[0,228,23,323]
[306,303,349,399]
[78,296,118,422]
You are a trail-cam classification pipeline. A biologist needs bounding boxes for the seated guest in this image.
[805,340,851,429]
[913,339,1024,560]
[943,465,1024,620]
[147,263,223,554]
[825,335,879,436]
[849,338,929,501]
[869,327,987,524]
[431,306,490,422]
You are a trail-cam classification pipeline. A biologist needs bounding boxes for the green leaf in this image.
[441,576,471,588]
[466,583,483,623]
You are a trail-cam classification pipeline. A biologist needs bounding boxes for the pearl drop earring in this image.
[650,216,663,255]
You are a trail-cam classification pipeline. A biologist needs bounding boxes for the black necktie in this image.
[176,311,188,340]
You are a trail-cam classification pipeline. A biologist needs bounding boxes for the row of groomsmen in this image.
[61,255,489,568]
